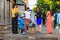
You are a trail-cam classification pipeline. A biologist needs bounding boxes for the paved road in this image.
[0,25,60,40]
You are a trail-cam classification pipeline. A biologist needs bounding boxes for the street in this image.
[0,25,60,40]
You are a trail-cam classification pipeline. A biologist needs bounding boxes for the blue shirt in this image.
[18,17,24,30]
[57,13,60,24]
[54,13,57,21]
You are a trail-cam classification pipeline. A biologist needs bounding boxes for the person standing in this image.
[18,15,24,34]
[23,7,31,34]
[57,12,60,33]
[11,4,18,34]
[46,7,53,34]
[42,12,46,25]
[54,11,57,29]
[35,7,42,32]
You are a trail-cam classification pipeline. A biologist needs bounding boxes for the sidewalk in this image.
[3,32,59,40]
[1,25,60,40]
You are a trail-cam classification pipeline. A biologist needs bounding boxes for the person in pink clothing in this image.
[46,7,53,34]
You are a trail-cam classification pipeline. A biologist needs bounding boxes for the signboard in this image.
[16,0,24,5]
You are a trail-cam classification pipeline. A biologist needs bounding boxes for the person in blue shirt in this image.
[57,12,60,28]
[54,11,57,29]
[18,15,24,34]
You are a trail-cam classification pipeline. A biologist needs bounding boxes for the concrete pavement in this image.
[0,25,60,40]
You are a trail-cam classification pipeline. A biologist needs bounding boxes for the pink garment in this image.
[46,11,52,33]
[24,19,31,32]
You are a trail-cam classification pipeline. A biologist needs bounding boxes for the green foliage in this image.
[37,0,49,14]
[37,0,60,14]
[33,6,36,13]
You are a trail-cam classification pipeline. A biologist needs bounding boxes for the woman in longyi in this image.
[46,7,53,34]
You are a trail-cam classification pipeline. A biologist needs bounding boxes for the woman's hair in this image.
[12,4,16,8]
[47,7,50,11]
[36,7,41,13]
[26,7,30,9]
[47,7,53,16]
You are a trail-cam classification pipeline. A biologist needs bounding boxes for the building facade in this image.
[0,0,12,25]
[0,0,25,26]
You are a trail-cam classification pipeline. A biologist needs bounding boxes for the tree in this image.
[37,0,60,14]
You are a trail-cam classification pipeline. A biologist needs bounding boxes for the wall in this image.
[0,0,12,25]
